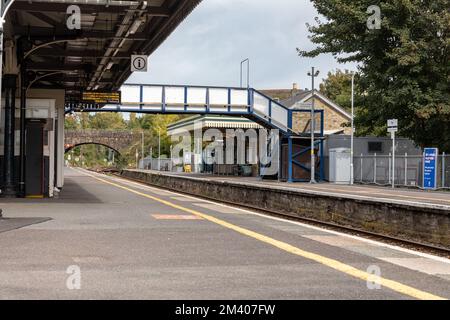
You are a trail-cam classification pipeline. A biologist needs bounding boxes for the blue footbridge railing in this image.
[65,84,324,181]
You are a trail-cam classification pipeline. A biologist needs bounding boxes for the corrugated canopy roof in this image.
[4,0,202,103]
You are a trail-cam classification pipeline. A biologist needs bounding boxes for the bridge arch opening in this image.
[64,143,124,169]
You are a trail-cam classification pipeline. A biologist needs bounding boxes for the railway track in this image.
[110,171,450,259]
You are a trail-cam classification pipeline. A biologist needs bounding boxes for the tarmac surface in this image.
[0,167,449,299]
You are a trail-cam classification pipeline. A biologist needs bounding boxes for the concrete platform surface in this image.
[0,167,448,300]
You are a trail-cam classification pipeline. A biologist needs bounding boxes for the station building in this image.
[0,0,202,198]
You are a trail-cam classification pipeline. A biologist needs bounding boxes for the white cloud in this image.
[127,0,357,90]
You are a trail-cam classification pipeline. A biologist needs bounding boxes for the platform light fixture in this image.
[129,17,146,35]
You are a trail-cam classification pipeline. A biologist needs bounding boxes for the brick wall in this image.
[293,97,351,134]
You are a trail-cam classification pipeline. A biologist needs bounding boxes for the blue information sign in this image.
[423,148,438,190]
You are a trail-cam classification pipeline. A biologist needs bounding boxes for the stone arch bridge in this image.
[65,130,142,155]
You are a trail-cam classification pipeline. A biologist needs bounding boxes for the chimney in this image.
[291,83,299,97]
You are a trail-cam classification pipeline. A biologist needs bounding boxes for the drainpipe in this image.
[18,63,27,197]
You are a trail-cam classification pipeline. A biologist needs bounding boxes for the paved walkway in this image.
[0,167,448,299]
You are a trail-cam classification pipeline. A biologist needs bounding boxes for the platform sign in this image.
[183,151,192,165]
[82,91,121,105]
[387,119,398,188]
[297,102,313,109]
[423,148,438,190]
[131,55,148,72]
[387,119,398,133]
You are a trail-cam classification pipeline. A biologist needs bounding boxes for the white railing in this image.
[95,84,292,133]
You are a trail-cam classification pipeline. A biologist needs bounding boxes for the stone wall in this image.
[293,97,352,135]
[121,169,450,248]
[65,130,140,153]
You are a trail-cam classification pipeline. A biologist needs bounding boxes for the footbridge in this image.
[66,84,326,182]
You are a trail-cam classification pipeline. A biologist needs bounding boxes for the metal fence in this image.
[353,153,450,189]
[140,158,174,172]
[139,153,450,189]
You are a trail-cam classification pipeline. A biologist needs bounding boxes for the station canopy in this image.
[4,0,201,105]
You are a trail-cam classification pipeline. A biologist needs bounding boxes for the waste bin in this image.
[329,148,351,184]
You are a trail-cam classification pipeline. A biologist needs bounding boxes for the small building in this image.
[167,115,264,176]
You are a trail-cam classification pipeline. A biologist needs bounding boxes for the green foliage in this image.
[65,144,115,169]
[86,113,127,130]
[65,112,185,168]
[299,0,450,151]
[64,114,80,130]
[319,69,362,112]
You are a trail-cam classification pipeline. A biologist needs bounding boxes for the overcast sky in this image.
[126,0,357,90]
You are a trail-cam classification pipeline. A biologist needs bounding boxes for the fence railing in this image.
[138,153,450,189]
[352,153,449,189]
[139,158,174,172]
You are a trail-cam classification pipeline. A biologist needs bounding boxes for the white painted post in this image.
[442,152,446,188]
[360,153,363,182]
[387,119,398,188]
[135,149,139,170]
[388,152,391,185]
[350,72,355,185]
[404,153,408,186]
[141,131,144,169]
[170,145,173,172]
[392,132,395,188]
[149,147,153,170]
[374,153,377,183]
[422,151,425,188]
[158,129,161,171]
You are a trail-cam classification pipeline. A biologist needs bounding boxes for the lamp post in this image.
[149,146,153,170]
[240,58,250,88]
[170,145,173,172]
[350,72,355,185]
[141,131,144,170]
[158,129,161,171]
[307,67,320,184]
[135,148,139,170]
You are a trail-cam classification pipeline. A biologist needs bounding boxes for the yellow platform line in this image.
[26,195,44,199]
[77,169,446,300]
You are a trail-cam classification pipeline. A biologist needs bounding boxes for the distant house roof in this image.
[281,90,351,121]
[259,88,308,102]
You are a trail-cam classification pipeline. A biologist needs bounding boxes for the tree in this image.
[319,69,360,112]
[87,113,127,130]
[298,0,450,151]
[64,114,80,130]
[130,114,186,157]
[65,111,187,168]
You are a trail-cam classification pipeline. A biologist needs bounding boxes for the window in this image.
[368,141,383,153]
